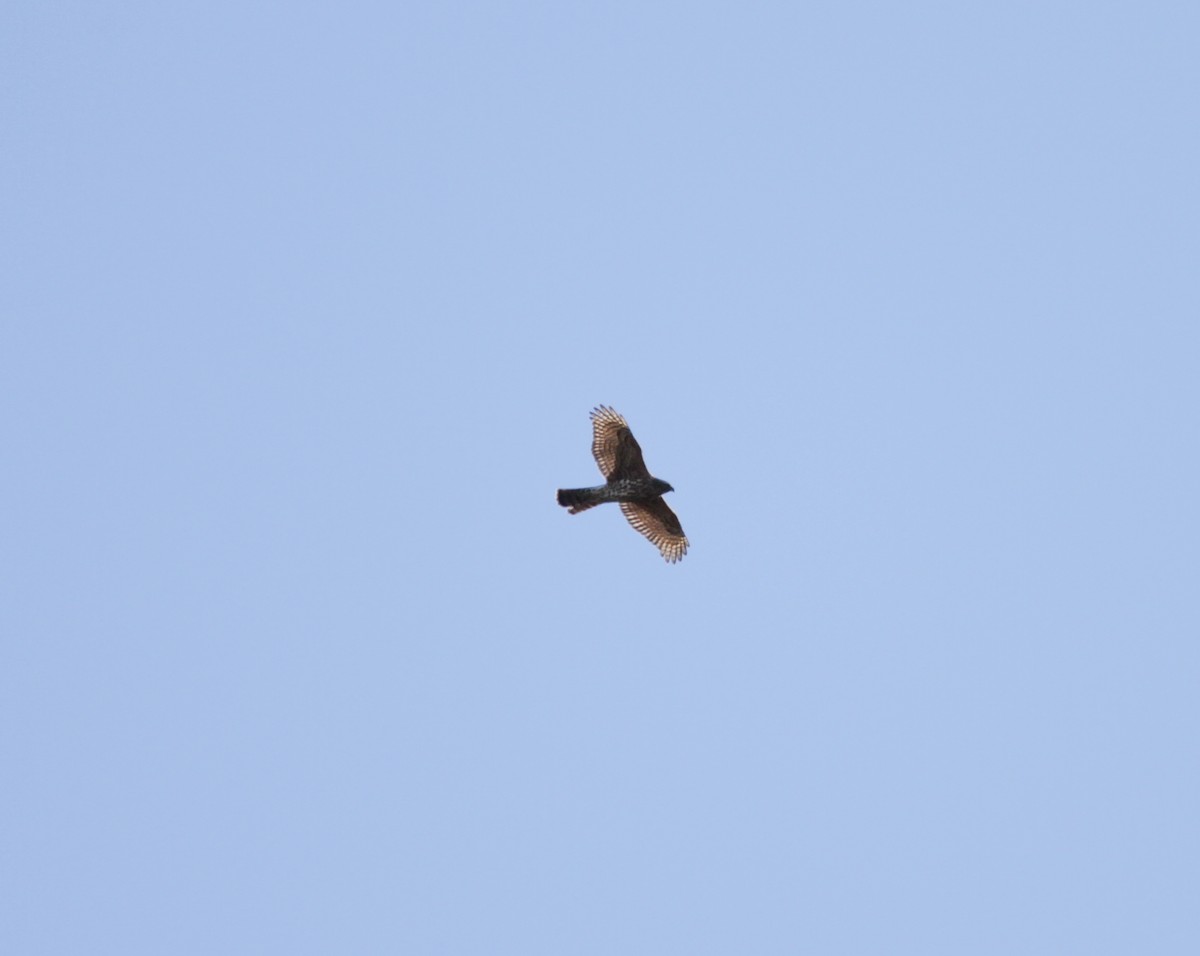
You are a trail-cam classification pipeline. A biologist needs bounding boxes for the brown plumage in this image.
[556,406,689,563]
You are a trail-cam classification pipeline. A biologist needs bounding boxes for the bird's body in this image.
[557,477,674,513]
[556,406,688,563]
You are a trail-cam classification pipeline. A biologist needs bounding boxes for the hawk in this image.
[556,405,689,563]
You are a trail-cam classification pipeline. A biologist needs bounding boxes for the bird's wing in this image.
[620,498,689,563]
[590,405,650,479]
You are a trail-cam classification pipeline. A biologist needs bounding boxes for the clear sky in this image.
[4,2,1198,953]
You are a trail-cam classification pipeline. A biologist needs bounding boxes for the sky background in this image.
[3,2,1198,953]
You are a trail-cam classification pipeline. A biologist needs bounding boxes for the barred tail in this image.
[556,487,605,514]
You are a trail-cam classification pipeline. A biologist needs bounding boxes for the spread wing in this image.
[590,405,650,480]
[620,498,689,563]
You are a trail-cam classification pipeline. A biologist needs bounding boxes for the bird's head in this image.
[652,478,675,496]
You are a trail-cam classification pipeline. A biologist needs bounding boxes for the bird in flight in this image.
[556,405,689,563]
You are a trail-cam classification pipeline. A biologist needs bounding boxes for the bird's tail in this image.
[556,487,605,514]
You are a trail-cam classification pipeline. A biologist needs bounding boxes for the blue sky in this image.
[4,2,1198,953]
